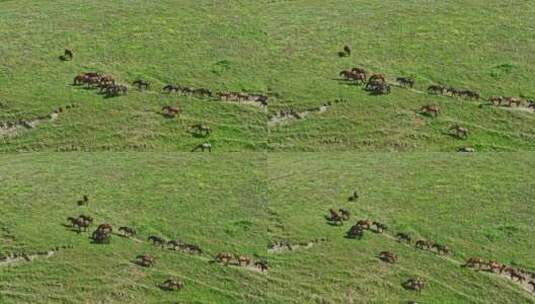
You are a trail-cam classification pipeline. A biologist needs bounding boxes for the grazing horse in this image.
[449,125,469,139]
[463,257,485,269]
[161,105,181,118]
[96,223,112,233]
[64,49,74,60]
[118,226,136,237]
[73,75,86,85]
[487,261,506,273]
[403,278,425,291]
[328,209,344,225]
[415,240,432,250]
[136,255,155,267]
[351,72,367,85]
[78,215,93,223]
[180,244,202,255]
[68,216,90,232]
[255,260,268,272]
[510,270,526,282]
[460,90,480,100]
[372,221,387,233]
[343,46,351,55]
[427,85,446,95]
[432,243,450,255]
[339,70,354,80]
[348,191,359,201]
[161,278,184,291]
[489,96,504,105]
[163,84,180,93]
[420,104,440,117]
[351,67,367,75]
[396,232,411,244]
[192,143,212,152]
[366,80,390,95]
[236,255,251,266]
[77,195,89,206]
[379,251,397,264]
[194,88,212,97]
[346,224,364,239]
[191,124,211,136]
[133,79,150,90]
[92,224,112,243]
[356,219,371,230]
[339,208,351,221]
[368,73,385,83]
[215,252,233,265]
[167,240,182,249]
[396,77,415,88]
[505,97,522,107]
[148,235,165,247]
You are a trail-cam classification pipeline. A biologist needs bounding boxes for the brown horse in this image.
[328,208,344,225]
[215,252,233,265]
[236,255,251,266]
[420,104,440,117]
[449,125,469,139]
[161,105,181,118]
[356,219,371,230]
[379,251,397,264]
[415,240,432,250]
[161,278,184,291]
[463,257,485,269]
[396,77,415,88]
[148,235,165,247]
[489,96,504,105]
[396,232,411,243]
[136,255,155,267]
[505,97,522,107]
[118,226,136,237]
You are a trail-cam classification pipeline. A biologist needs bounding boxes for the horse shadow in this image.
[58,55,71,62]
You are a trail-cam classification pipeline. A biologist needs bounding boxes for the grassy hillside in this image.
[267,153,535,303]
[0,153,268,303]
[1,0,534,151]
[0,0,268,152]
[265,0,535,151]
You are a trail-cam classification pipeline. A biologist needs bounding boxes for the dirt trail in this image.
[0,104,77,137]
[268,238,328,254]
[0,245,72,267]
[268,99,346,127]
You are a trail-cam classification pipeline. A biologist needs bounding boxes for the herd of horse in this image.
[72,72,269,108]
[63,194,268,293]
[324,202,534,294]
[339,67,534,111]
[464,257,534,289]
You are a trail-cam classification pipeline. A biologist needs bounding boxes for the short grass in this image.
[267,153,535,303]
[265,0,535,151]
[0,0,268,152]
[1,0,534,151]
[0,153,268,304]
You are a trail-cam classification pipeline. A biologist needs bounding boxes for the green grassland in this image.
[265,0,535,151]
[1,0,534,151]
[0,0,268,152]
[0,153,268,303]
[267,153,535,303]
